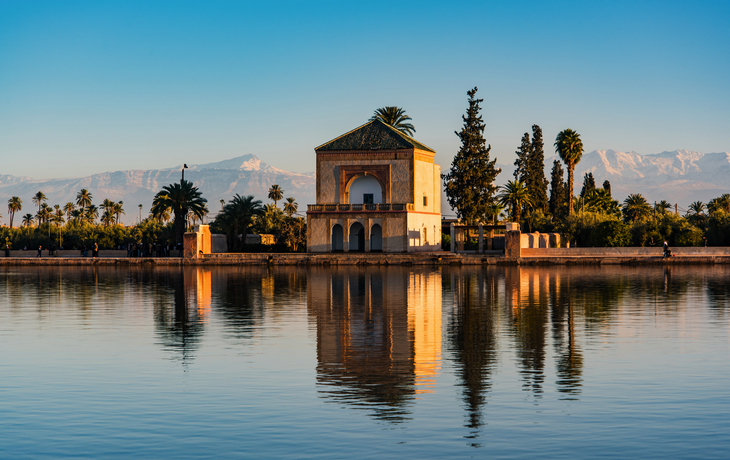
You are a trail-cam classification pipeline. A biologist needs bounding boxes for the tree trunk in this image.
[174,209,186,244]
[567,164,574,217]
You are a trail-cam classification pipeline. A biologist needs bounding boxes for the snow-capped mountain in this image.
[496,149,730,208]
[0,155,315,225]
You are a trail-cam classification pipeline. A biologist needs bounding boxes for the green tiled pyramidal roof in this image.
[316,119,435,153]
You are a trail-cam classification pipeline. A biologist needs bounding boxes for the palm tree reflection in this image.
[153,268,206,365]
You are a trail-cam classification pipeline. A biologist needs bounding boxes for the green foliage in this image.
[513,126,549,215]
[549,160,567,219]
[267,184,284,207]
[579,172,596,198]
[278,217,307,252]
[498,180,531,222]
[442,87,501,224]
[211,194,264,251]
[559,212,628,247]
[369,107,416,136]
[622,193,652,223]
[707,211,730,246]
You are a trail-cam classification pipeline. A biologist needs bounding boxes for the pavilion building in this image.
[306,119,442,253]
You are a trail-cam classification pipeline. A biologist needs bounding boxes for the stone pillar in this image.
[183,225,212,258]
[343,220,350,253]
[505,230,522,259]
[450,223,455,253]
[478,223,484,253]
[364,219,371,253]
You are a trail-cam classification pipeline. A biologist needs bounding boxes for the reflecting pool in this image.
[1,265,729,458]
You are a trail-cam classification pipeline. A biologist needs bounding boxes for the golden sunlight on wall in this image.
[408,271,442,394]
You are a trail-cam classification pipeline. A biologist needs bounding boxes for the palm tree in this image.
[32,191,47,214]
[687,201,706,217]
[63,202,75,220]
[213,194,264,251]
[22,213,34,227]
[498,180,532,222]
[85,204,99,224]
[7,196,22,228]
[268,184,284,208]
[101,209,116,227]
[585,189,621,216]
[370,107,416,136]
[151,180,208,244]
[113,202,125,224]
[622,193,652,222]
[37,203,52,225]
[101,198,116,214]
[70,209,83,222]
[76,189,93,215]
[709,194,730,215]
[554,129,584,217]
[53,205,65,226]
[655,200,672,215]
[284,197,298,217]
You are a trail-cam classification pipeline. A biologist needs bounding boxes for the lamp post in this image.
[182,164,188,184]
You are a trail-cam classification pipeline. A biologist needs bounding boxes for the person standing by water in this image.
[37,246,42,257]
[93,241,99,258]
[4,244,10,257]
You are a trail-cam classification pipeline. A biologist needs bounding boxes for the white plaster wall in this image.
[406,213,442,252]
[348,176,383,204]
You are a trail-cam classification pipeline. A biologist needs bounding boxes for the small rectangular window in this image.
[423,196,428,206]
[363,194,374,204]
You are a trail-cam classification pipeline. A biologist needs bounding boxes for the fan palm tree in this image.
[32,191,47,214]
[498,180,532,222]
[709,194,730,215]
[554,129,584,217]
[370,106,416,136]
[622,193,652,222]
[213,194,264,251]
[36,203,52,225]
[76,189,93,215]
[22,213,34,227]
[268,184,284,208]
[284,197,298,217]
[151,180,208,244]
[7,196,22,228]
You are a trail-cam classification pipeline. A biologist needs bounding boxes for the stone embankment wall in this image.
[521,247,730,257]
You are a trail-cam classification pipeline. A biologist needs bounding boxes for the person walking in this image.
[37,246,42,257]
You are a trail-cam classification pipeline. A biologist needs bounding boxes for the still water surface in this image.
[1,265,729,458]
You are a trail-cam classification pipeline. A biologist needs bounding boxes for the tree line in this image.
[441,87,730,247]
[2,182,306,252]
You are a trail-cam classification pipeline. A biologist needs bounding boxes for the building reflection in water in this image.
[308,267,442,423]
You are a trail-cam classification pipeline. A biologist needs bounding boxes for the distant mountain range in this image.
[1,150,728,226]
[0,155,315,225]
[496,149,730,209]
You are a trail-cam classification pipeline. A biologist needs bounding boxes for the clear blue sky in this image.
[1,0,728,179]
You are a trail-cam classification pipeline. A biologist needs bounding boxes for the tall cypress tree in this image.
[514,132,531,181]
[443,87,502,224]
[580,172,596,198]
[549,159,566,218]
[527,125,549,212]
[602,180,612,196]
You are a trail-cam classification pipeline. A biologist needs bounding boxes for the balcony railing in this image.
[307,203,414,212]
